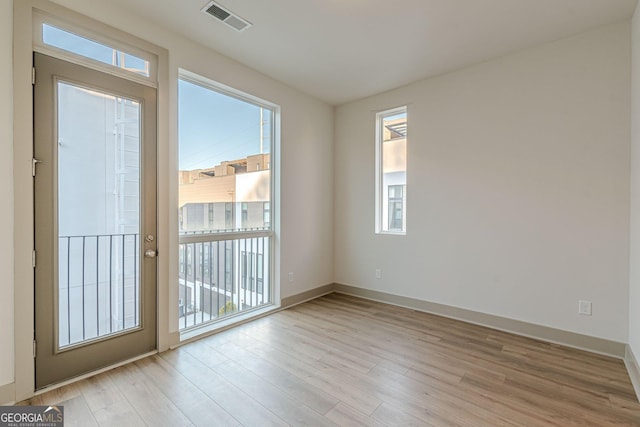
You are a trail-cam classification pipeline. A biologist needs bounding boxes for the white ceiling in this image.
[107,0,637,105]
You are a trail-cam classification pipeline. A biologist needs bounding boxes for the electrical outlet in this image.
[578,300,592,316]
[288,272,294,282]
[375,269,381,279]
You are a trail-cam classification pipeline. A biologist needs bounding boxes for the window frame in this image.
[33,11,158,87]
[375,106,408,235]
[177,69,279,333]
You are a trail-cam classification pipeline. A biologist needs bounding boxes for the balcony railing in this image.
[178,233,271,331]
[58,234,140,348]
[59,232,272,343]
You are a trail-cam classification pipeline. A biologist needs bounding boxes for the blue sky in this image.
[178,79,271,170]
[43,24,148,75]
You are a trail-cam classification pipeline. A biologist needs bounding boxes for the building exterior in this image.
[178,153,272,328]
[179,154,271,232]
[380,117,407,233]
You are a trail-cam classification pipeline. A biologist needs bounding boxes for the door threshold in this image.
[35,350,158,396]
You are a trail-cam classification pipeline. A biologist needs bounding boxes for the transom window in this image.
[33,12,157,85]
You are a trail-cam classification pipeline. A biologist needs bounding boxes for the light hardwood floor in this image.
[21,293,640,426]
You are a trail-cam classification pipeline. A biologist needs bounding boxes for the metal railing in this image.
[58,233,140,348]
[178,232,271,331]
[59,231,272,341]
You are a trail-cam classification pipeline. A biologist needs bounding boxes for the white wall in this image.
[630,6,640,357]
[335,22,631,342]
[0,0,15,389]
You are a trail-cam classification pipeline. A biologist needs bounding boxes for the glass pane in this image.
[178,76,274,330]
[178,236,271,329]
[57,81,141,348]
[178,78,272,234]
[43,24,150,77]
[380,109,407,233]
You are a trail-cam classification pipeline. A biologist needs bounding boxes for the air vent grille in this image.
[206,4,230,21]
[202,1,252,32]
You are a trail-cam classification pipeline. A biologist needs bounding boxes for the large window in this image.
[178,70,276,331]
[376,107,407,234]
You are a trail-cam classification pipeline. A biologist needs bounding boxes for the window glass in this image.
[42,24,150,77]
[178,78,273,235]
[376,107,407,234]
[178,71,275,330]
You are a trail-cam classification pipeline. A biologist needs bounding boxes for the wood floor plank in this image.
[197,338,341,415]
[372,402,438,427]
[19,293,640,426]
[160,348,289,427]
[79,371,147,427]
[208,358,339,427]
[134,356,240,427]
[107,363,193,427]
[325,402,389,427]
[55,395,99,427]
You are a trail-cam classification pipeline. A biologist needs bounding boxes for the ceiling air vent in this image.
[202,1,252,32]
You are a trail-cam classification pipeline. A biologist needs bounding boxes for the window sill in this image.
[376,231,406,236]
[177,303,279,344]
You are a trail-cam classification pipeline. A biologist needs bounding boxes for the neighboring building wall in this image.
[0,0,14,391]
[335,22,631,342]
[181,201,268,231]
[179,154,271,232]
[57,86,139,237]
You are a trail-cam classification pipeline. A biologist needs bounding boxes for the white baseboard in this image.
[624,345,640,402]
[333,283,626,358]
[0,382,15,405]
[281,283,335,308]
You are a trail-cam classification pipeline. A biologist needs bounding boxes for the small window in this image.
[208,203,214,230]
[263,202,271,229]
[225,203,233,230]
[32,10,158,87]
[41,23,150,77]
[376,107,407,234]
[241,202,248,228]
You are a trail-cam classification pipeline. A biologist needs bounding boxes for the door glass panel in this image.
[57,81,141,348]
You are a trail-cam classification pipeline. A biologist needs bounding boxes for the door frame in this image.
[12,0,173,401]
[33,52,158,389]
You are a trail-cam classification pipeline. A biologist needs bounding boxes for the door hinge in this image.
[32,67,35,85]
[32,158,41,177]
[33,340,36,358]
[32,250,36,268]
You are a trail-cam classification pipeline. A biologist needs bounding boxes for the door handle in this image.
[144,249,157,258]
